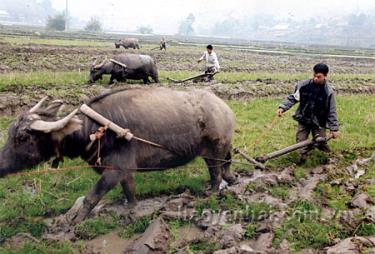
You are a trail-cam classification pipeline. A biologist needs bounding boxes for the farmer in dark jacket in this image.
[277,63,339,163]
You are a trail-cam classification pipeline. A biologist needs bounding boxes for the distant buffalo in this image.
[115,38,140,49]
[89,53,159,84]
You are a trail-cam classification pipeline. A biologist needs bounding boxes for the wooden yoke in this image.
[80,104,134,141]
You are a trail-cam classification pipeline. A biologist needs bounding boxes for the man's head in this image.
[206,44,213,54]
[313,63,329,85]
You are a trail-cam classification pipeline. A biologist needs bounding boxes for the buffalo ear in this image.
[45,100,64,116]
[51,117,82,142]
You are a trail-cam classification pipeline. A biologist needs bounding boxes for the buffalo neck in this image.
[60,128,90,160]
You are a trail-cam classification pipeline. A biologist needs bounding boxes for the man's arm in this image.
[213,53,220,70]
[277,83,300,116]
[327,93,339,137]
[198,52,206,63]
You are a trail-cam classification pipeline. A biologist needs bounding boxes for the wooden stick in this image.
[80,104,133,141]
[167,72,209,83]
[233,147,266,170]
[109,59,127,68]
[255,136,332,163]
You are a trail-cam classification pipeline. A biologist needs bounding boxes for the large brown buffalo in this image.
[0,88,236,224]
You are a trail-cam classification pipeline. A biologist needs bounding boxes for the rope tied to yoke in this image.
[86,125,108,165]
[250,114,279,151]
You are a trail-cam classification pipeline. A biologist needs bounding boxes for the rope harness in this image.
[86,125,108,165]
[250,115,279,150]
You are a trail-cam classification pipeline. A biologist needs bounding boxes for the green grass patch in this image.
[229,95,375,166]
[189,240,219,253]
[244,223,257,239]
[0,241,76,254]
[0,71,89,91]
[118,216,151,239]
[0,160,99,241]
[194,192,273,224]
[195,195,220,215]
[368,185,375,199]
[74,216,118,240]
[2,36,113,47]
[357,223,375,236]
[293,167,306,180]
[2,70,375,92]
[269,185,291,200]
[315,183,352,210]
[273,200,340,251]
[168,219,193,241]
[363,161,375,181]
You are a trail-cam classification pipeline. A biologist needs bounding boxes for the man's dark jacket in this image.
[279,79,339,131]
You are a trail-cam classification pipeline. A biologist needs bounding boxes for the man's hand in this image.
[330,131,339,139]
[277,108,284,117]
[197,59,202,63]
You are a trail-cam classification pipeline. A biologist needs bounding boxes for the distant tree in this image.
[85,17,103,33]
[46,12,65,31]
[137,26,153,34]
[178,13,195,36]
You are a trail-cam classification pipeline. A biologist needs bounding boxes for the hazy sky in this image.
[50,0,374,34]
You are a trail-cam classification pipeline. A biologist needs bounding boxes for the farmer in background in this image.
[277,63,339,164]
[198,45,220,81]
[160,37,167,51]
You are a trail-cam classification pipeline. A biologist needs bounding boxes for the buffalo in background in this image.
[89,53,159,84]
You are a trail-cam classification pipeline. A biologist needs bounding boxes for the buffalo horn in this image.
[29,96,48,113]
[30,109,81,133]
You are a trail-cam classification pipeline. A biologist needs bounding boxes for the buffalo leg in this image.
[221,151,237,185]
[204,158,222,191]
[109,75,115,85]
[152,74,159,83]
[71,169,122,224]
[121,173,137,206]
[143,77,150,84]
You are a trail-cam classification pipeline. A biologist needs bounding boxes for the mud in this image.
[38,163,322,252]
[86,231,133,254]
[326,236,375,254]
[1,150,373,253]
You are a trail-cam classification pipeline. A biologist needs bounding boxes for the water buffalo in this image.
[89,53,159,84]
[115,38,140,49]
[0,88,236,224]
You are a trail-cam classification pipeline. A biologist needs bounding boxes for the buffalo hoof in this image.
[203,188,219,197]
[43,214,75,240]
[223,173,238,186]
[127,201,137,209]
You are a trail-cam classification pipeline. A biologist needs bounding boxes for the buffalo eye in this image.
[15,133,30,144]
